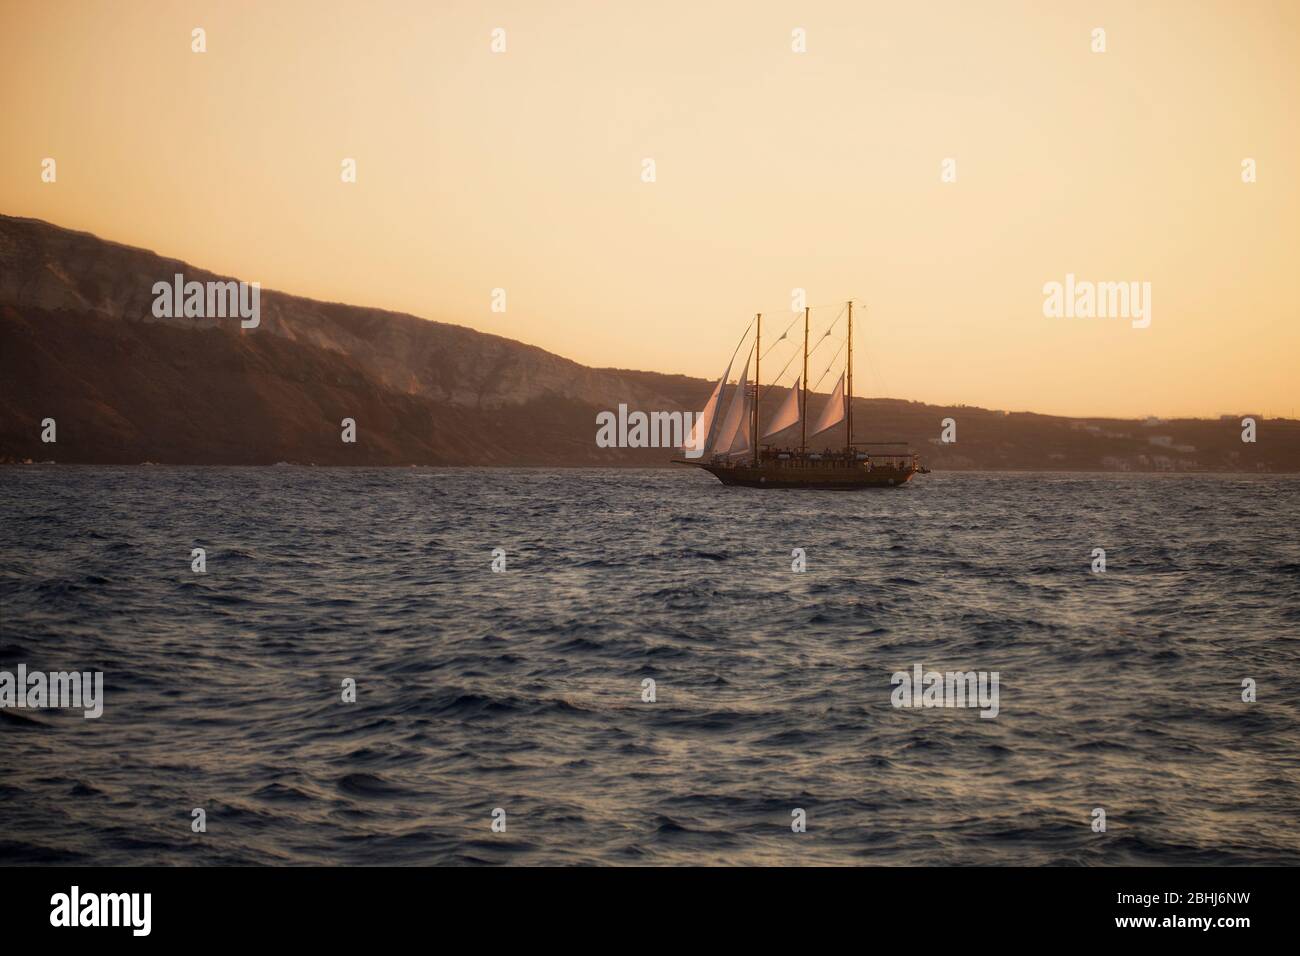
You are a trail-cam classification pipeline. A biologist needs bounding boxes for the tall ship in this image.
[676,301,925,489]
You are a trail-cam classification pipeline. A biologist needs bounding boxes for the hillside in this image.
[1,214,1296,470]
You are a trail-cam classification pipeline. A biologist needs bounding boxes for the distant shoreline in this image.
[5,215,1298,473]
[4,461,1298,476]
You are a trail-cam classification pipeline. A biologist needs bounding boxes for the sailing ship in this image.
[676,301,925,489]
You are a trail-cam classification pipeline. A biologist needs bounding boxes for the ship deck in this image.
[682,451,919,489]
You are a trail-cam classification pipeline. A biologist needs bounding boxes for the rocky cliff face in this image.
[0,300,708,466]
[2,214,1297,469]
[0,215,688,412]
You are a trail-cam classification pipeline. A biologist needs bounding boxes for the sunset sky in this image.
[2,0,1296,418]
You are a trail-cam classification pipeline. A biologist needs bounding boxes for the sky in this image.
[2,0,1297,418]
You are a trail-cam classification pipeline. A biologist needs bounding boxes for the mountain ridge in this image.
[2,214,1297,471]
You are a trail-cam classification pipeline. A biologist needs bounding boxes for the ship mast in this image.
[752,313,760,467]
[846,300,853,453]
[800,306,809,456]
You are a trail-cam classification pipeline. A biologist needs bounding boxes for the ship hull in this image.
[691,461,916,489]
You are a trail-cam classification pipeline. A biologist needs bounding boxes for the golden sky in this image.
[2,0,1296,418]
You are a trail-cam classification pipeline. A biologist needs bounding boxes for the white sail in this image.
[726,387,751,456]
[683,361,732,457]
[711,350,751,455]
[762,377,800,439]
[807,372,845,437]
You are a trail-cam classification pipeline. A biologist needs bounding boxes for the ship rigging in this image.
[675,301,925,489]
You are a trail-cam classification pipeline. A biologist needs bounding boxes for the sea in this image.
[1,467,1297,866]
